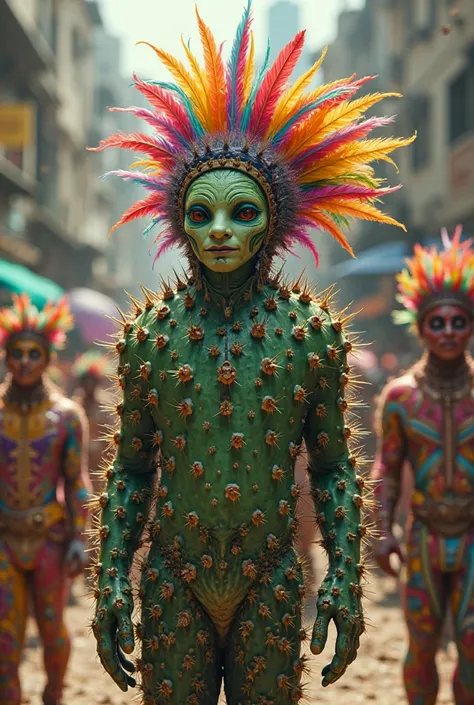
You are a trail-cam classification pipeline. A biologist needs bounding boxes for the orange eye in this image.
[236,206,258,222]
[188,208,208,223]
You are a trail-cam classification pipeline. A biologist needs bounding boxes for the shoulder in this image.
[378,373,417,410]
[54,394,87,428]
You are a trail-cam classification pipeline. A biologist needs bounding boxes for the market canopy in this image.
[0,259,64,307]
[329,241,410,279]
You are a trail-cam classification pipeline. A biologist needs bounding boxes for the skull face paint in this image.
[7,335,49,387]
[184,169,269,273]
[420,304,472,360]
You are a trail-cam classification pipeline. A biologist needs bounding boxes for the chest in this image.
[401,389,474,451]
[0,404,66,471]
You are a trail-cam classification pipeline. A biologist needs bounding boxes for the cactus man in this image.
[90,3,414,703]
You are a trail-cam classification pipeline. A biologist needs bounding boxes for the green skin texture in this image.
[92,170,364,705]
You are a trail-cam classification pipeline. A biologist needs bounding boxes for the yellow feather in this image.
[298,136,414,182]
[316,199,406,230]
[195,8,227,133]
[265,45,328,140]
[243,31,255,105]
[281,92,401,161]
[130,159,162,173]
[136,41,208,126]
[180,35,212,118]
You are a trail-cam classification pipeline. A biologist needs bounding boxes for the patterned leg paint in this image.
[451,536,474,705]
[402,524,446,705]
[140,546,222,705]
[224,550,305,705]
[0,542,28,705]
[31,541,71,705]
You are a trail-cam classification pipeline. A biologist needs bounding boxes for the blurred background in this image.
[0,0,472,371]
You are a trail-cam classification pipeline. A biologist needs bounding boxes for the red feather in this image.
[247,30,306,139]
[89,132,176,164]
[110,193,165,235]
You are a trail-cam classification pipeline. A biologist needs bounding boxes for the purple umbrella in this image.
[67,288,118,344]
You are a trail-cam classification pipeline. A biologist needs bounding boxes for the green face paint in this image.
[184,170,269,273]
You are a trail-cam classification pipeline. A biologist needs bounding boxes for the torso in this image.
[0,390,76,511]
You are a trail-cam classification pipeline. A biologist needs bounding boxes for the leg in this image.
[31,540,71,705]
[402,524,446,705]
[451,537,474,705]
[224,549,305,705]
[139,546,222,705]
[0,542,28,705]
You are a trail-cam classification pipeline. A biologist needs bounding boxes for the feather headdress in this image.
[394,225,474,325]
[0,293,73,349]
[72,350,112,379]
[90,1,414,270]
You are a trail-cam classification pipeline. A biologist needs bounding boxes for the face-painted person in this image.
[88,3,414,702]
[373,226,474,705]
[0,294,90,705]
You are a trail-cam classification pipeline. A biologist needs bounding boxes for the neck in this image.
[4,376,48,408]
[424,351,469,375]
[201,257,257,299]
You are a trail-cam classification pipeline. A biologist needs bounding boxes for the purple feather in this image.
[292,116,395,171]
[299,183,401,204]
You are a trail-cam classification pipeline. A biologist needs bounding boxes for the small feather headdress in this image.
[394,225,474,325]
[90,1,414,273]
[0,293,74,349]
[72,350,112,379]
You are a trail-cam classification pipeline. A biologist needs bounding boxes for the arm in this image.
[92,320,157,692]
[62,404,90,540]
[303,329,365,687]
[371,384,407,575]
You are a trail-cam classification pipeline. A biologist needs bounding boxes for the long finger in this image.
[311,610,331,655]
[117,615,135,655]
[93,621,129,692]
[116,638,137,687]
[321,629,352,687]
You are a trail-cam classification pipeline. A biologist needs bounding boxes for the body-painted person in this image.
[0,294,90,705]
[89,4,413,703]
[373,226,474,705]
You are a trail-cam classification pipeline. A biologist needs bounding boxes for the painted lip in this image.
[205,246,238,252]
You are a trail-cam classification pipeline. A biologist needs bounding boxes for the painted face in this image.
[184,169,269,272]
[420,304,472,360]
[7,336,49,387]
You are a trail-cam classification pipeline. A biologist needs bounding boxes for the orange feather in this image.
[195,8,227,132]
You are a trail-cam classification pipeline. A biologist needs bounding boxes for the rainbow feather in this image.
[92,2,414,262]
[0,294,73,349]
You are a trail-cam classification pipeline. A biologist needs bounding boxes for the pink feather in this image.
[152,228,181,264]
[247,30,306,139]
[132,74,196,141]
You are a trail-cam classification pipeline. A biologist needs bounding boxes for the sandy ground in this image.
[19,551,457,705]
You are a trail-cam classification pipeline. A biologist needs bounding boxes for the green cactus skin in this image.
[92,273,365,705]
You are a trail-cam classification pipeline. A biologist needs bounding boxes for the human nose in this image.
[210,211,232,239]
[444,320,454,335]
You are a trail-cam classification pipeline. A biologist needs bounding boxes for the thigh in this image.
[451,535,474,663]
[139,546,222,705]
[0,541,28,657]
[403,524,446,646]
[224,549,305,705]
[31,540,69,640]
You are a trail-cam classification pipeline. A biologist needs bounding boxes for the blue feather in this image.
[240,38,271,132]
[143,218,163,238]
[271,86,354,144]
[228,0,252,130]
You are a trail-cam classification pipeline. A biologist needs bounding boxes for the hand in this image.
[92,586,136,692]
[65,539,86,578]
[374,532,405,577]
[310,572,364,687]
